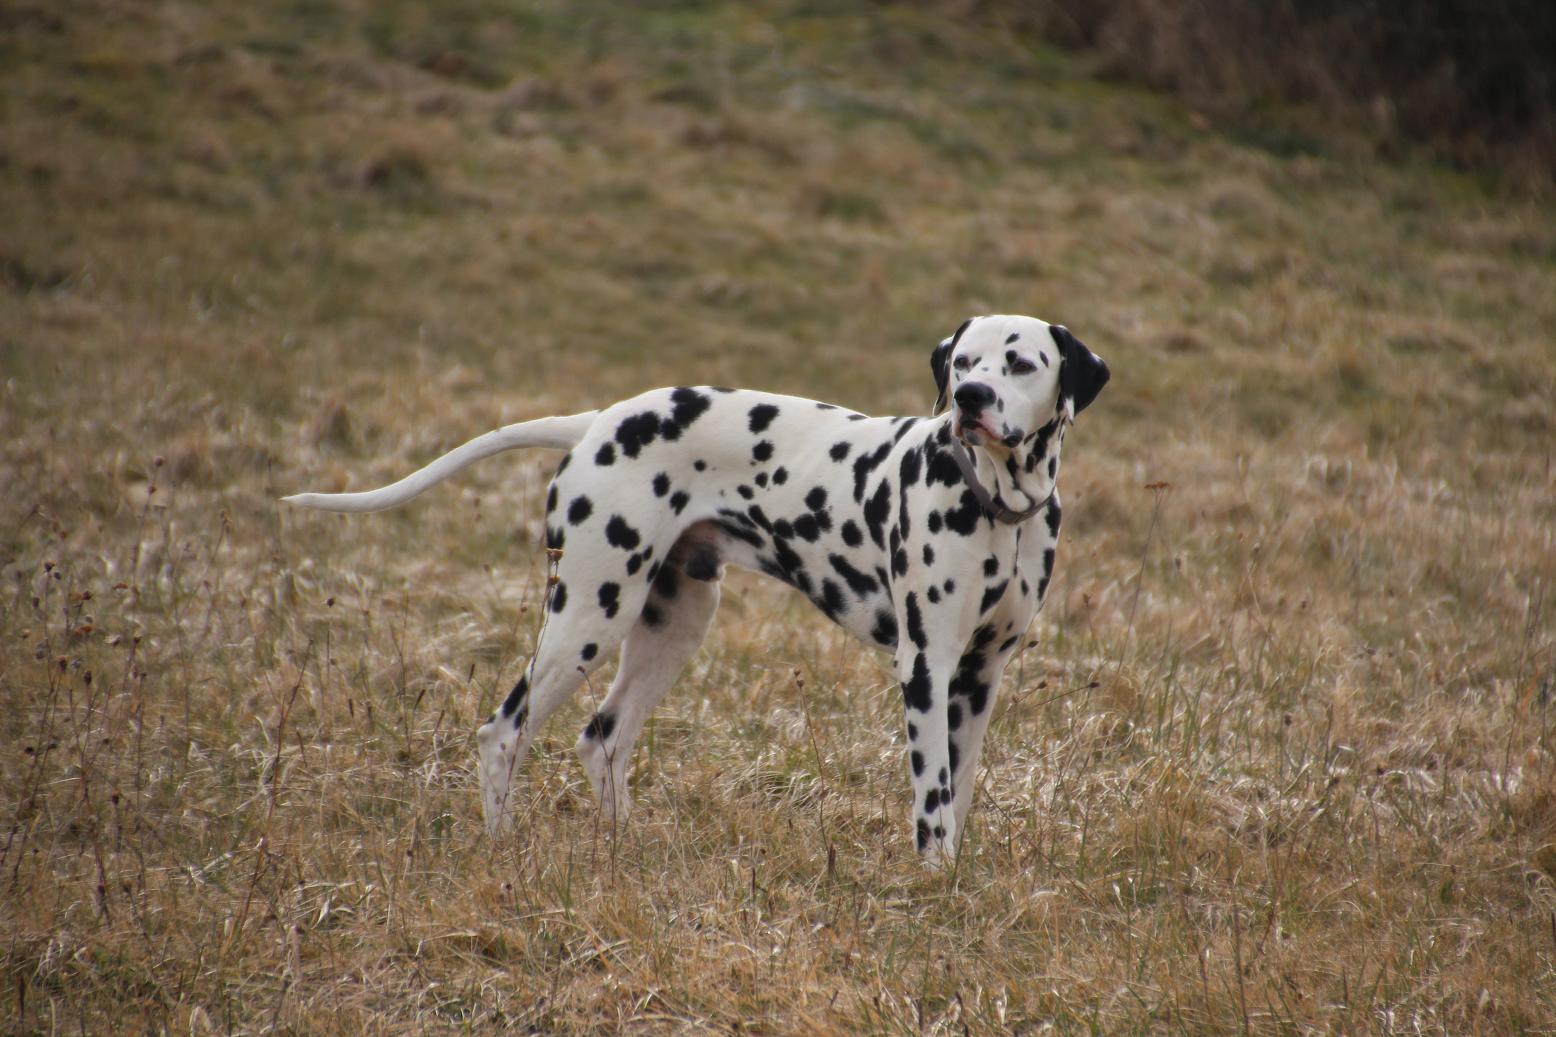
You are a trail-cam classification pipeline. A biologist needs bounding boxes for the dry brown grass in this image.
[3,2,1554,1033]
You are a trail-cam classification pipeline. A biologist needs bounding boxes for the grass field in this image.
[3,2,1554,1033]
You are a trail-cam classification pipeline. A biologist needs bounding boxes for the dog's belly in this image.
[678,515,901,649]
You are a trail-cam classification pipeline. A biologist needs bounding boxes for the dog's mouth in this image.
[953,414,991,445]
[953,413,1021,449]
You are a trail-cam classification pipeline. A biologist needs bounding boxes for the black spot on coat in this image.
[820,579,846,617]
[614,411,661,458]
[661,387,711,440]
[863,480,892,549]
[829,553,879,597]
[582,712,616,741]
[979,580,1008,615]
[926,449,962,488]
[902,653,932,712]
[597,582,621,618]
[717,514,764,549]
[501,675,529,717]
[943,489,983,536]
[852,442,892,502]
[606,516,642,551]
[905,592,927,649]
[747,403,779,433]
[871,609,897,647]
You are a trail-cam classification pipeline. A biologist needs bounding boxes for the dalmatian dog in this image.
[284,315,1108,865]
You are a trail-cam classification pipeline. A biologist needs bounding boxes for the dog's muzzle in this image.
[952,382,997,443]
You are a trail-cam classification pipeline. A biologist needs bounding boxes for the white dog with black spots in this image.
[285,314,1109,865]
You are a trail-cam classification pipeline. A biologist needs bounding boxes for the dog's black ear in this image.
[1052,324,1109,418]
[932,318,975,415]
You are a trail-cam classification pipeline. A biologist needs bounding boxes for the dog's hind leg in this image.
[477,552,659,836]
[575,562,720,821]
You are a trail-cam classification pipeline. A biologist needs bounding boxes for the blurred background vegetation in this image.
[999,0,1556,188]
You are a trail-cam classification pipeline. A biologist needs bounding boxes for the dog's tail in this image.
[282,411,598,514]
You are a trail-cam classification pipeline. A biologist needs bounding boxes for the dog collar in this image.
[950,443,1053,525]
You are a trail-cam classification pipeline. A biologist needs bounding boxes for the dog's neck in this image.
[955,414,1066,523]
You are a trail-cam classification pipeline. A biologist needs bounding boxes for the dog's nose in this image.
[953,382,995,413]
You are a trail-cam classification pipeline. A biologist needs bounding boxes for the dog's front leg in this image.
[945,625,1021,839]
[894,620,965,867]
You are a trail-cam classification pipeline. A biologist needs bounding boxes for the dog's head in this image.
[931,315,1109,450]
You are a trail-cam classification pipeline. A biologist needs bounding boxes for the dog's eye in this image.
[1009,357,1037,375]
[952,355,972,372]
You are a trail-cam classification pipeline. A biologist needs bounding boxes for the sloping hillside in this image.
[2,2,1553,1033]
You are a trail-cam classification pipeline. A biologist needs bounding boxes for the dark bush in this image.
[945,0,1556,187]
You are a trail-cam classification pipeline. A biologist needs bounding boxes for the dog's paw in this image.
[476,720,517,835]
[917,814,958,869]
[575,731,633,823]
